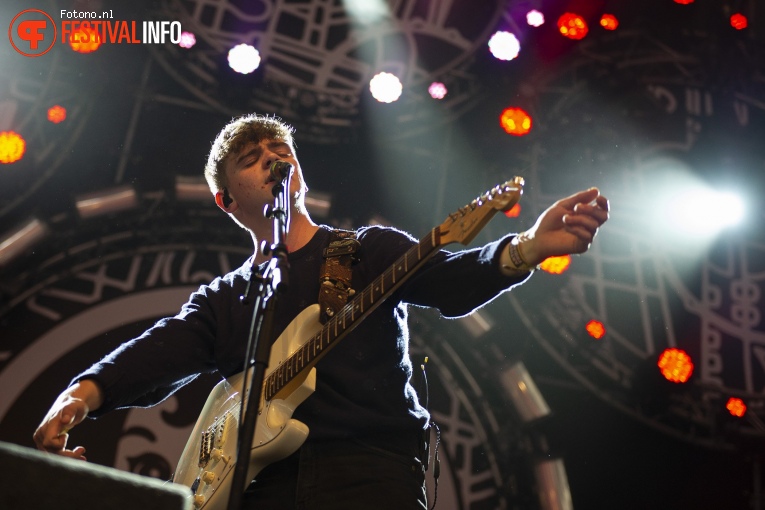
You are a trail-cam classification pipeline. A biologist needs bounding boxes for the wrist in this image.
[500,233,538,274]
[69,379,104,412]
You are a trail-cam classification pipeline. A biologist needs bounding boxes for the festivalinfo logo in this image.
[9,8,183,57]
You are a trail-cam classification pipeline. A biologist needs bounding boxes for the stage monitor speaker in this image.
[0,441,191,510]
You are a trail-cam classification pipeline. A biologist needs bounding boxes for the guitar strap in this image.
[318,229,359,324]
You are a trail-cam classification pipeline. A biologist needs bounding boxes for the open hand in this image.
[521,188,610,265]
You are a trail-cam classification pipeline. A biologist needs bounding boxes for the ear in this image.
[215,190,237,213]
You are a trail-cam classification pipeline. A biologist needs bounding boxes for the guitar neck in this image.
[264,227,443,401]
[262,176,524,402]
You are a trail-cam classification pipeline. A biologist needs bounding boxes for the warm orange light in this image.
[500,107,532,136]
[585,319,606,339]
[726,397,747,418]
[0,131,26,164]
[557,13,588,40]
[69,26,101,53]
[600,14,618,30]
[657,348,694,383]
[540,255,571,275]
[504,203,521,218]
[730,14,748,30]
[48,105,67,124]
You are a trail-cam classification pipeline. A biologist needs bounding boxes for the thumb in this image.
[59,400,88,433]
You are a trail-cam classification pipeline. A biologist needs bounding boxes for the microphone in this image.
[269,160,293,182]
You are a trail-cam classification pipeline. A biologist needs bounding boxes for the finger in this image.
[556,187,600,210]
[562,227,595,253]
[64,446,88,461]
[595,194,610,212]
[563,213,601,235]
[573,203,609,225]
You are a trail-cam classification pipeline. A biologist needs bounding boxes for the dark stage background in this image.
[1,0,764,509]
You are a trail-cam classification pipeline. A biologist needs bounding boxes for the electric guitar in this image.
[172,177,524,509]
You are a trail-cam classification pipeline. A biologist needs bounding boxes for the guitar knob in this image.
[193,494,206,508]
[211,448,223,461]
[202,471,216,485]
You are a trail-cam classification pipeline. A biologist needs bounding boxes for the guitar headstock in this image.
[438,176,524,246]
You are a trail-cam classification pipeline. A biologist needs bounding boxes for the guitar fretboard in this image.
[263,227,442,401]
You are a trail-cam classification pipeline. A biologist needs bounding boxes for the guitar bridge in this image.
[198,410,234,468]
[198,428,213,467]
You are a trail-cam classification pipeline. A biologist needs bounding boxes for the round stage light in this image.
[369,72,403,103]
[228,44,261,74]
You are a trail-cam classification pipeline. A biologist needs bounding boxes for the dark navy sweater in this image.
[76,225,529,441]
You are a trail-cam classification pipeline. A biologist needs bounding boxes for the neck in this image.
[250,211,319,265]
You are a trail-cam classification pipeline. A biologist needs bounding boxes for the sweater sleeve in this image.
[358,226,532,318]
[72,281,223,416]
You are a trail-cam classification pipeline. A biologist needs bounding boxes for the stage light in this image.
[488,31,520,61]
[535,459,572,510]
[228,44,261,74]
[657,348,694,384]
[730,14,748,30]
[0,131,26,164]
[428,82,447,100]
[304,190,332,219]
[0,218,49,267]
[666,188,745,235]
[674,0,694,4]
[585,319,605,339]
[500,362,551,423]
[557,13,588,40]
[369,72,403,103]
[600,14,619,31]
[726,397,746,418]
[75,186,138,219]
[504,203,521,218]
[540,255,571,275]
[69,26,101,53]
[178,31,196,48]
[343,0,389,25]
[526,10,545,27]
[47,105,66,124]
[175,176,211,202]
[500,107,532,136]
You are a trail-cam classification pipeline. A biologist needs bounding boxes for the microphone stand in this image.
[226,172,292,510]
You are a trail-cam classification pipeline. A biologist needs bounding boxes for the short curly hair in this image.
[204,113,295,193]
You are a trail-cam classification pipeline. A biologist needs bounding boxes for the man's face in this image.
[223,138,305,213]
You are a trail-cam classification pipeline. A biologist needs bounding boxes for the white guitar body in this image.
[173,304,323,510]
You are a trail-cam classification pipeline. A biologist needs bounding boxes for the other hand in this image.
[521,187,610,265]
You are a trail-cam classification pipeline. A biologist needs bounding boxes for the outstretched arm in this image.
[33,379,104,460]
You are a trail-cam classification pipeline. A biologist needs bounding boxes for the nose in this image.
[263,151,278,170]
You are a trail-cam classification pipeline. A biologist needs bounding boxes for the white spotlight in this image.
[527,10,545,27]
[369,72,403,103]
[228,44,261,74]
[488,31,521,61]
[667,188,746,235]
[343,0,389,25]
